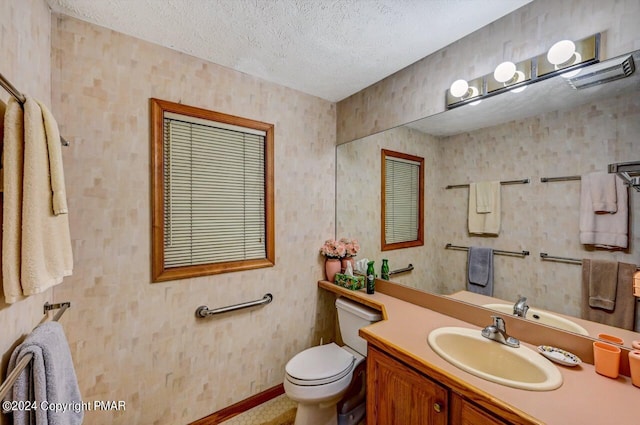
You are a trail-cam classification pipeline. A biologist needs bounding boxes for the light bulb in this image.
[450,79,469,98]
[559,53,582,78]
[493,61,517,83]
[547,40,576,65]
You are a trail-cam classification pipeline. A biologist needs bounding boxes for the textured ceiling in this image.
[46,0,532,102]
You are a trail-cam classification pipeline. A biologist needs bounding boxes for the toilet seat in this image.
[285,343,355,386]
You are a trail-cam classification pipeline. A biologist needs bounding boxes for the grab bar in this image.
[196,293,273,318]
[0,302,71,401]
[389,264,414,275]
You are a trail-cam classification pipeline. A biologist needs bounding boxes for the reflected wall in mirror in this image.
[381,149,424,251]
[337,51,640,344]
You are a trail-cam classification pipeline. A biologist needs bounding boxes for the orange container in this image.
[629,351,640,388]
[598,333,624,345]
[593,341,621,379]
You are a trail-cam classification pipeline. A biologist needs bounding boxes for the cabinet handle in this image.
[433,402,442,413]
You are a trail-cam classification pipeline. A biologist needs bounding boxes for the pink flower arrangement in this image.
[319,238,359,259]
[319,239,346,259]
[340,237,360,257]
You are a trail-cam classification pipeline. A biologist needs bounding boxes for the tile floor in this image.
[218,394,366,425]
[219,395,296,425]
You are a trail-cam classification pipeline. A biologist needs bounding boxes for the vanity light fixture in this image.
[450,79,471,97]
[446,77,484,107]
[547,40,583,78]
[488,59,532,94]
[537,34,599,79]
[493,61,517,83]
[445,33,600,110]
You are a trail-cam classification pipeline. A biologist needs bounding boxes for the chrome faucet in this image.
[481,316,520,348]
[513,296,529,318]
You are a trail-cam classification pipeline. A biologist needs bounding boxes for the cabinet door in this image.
[450,392,509,425]
[367,346,447,425]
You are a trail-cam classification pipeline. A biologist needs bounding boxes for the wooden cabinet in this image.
[450,393,509,425]
[367,346,510,425]
[367,345,448,425]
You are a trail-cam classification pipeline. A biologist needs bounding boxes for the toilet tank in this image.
[336,297,382,356]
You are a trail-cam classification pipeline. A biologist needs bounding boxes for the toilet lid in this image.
[285,343,355,384]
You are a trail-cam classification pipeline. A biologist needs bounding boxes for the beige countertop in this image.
[319,280,638,425]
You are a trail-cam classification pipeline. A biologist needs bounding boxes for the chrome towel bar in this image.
[445,178,529,189]
[196,293,273,318]
[540,252,640,269]
[0,302,71,401]
[0,71,69,146]
[446,243,529,257]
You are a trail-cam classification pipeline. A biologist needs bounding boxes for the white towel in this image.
[2,98,26,303]
[468,181,501,235]
[579,173,628,249]
[475,181,493,213]
[588,172,617,213]
[21,97,74,295]
[2,97,73,302]
[37,100,69,215]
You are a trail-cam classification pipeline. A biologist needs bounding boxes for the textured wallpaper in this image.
[49,15,336,425]
[0,3,53,425]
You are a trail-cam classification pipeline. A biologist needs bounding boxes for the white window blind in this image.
[385,156,420,244]
[163,115,266,268]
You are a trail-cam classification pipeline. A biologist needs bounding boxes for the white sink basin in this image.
[427,327,563,391]
[483,303,589,336]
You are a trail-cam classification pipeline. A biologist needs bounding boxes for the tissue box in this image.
[333,273,365,290]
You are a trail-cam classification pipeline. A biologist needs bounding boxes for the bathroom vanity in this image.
[368,345,510,424]
[318,279,639,424]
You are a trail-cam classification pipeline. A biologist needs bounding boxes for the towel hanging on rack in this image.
[5,321,83,425]
[2,97,73,303]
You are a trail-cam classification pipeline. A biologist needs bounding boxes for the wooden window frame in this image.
[381,149,424,251]
[150,98,275,282]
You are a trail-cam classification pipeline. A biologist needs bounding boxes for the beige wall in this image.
[0,1,53,424]
[4,9,337,425]
[50,15,338,424]
[337,0,640,144]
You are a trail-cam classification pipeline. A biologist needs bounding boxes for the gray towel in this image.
[581,260,637,330]
[467,247,494,296]
[5,322,83,425]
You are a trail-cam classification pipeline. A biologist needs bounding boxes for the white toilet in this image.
[284,297,382,425]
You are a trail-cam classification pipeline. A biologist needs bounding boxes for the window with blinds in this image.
[381,149,424,251]
[151,99,275,282]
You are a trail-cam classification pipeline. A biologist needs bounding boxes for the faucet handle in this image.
[491,315,506,330]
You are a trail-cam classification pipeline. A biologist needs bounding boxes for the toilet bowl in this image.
[284,297,382,425]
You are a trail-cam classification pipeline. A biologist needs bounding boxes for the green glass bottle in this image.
[366,261,375,294]
[381,259,389,280]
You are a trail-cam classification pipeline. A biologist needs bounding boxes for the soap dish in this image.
[537,345,582,367]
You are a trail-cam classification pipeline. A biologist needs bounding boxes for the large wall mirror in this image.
[336,49,640,348]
